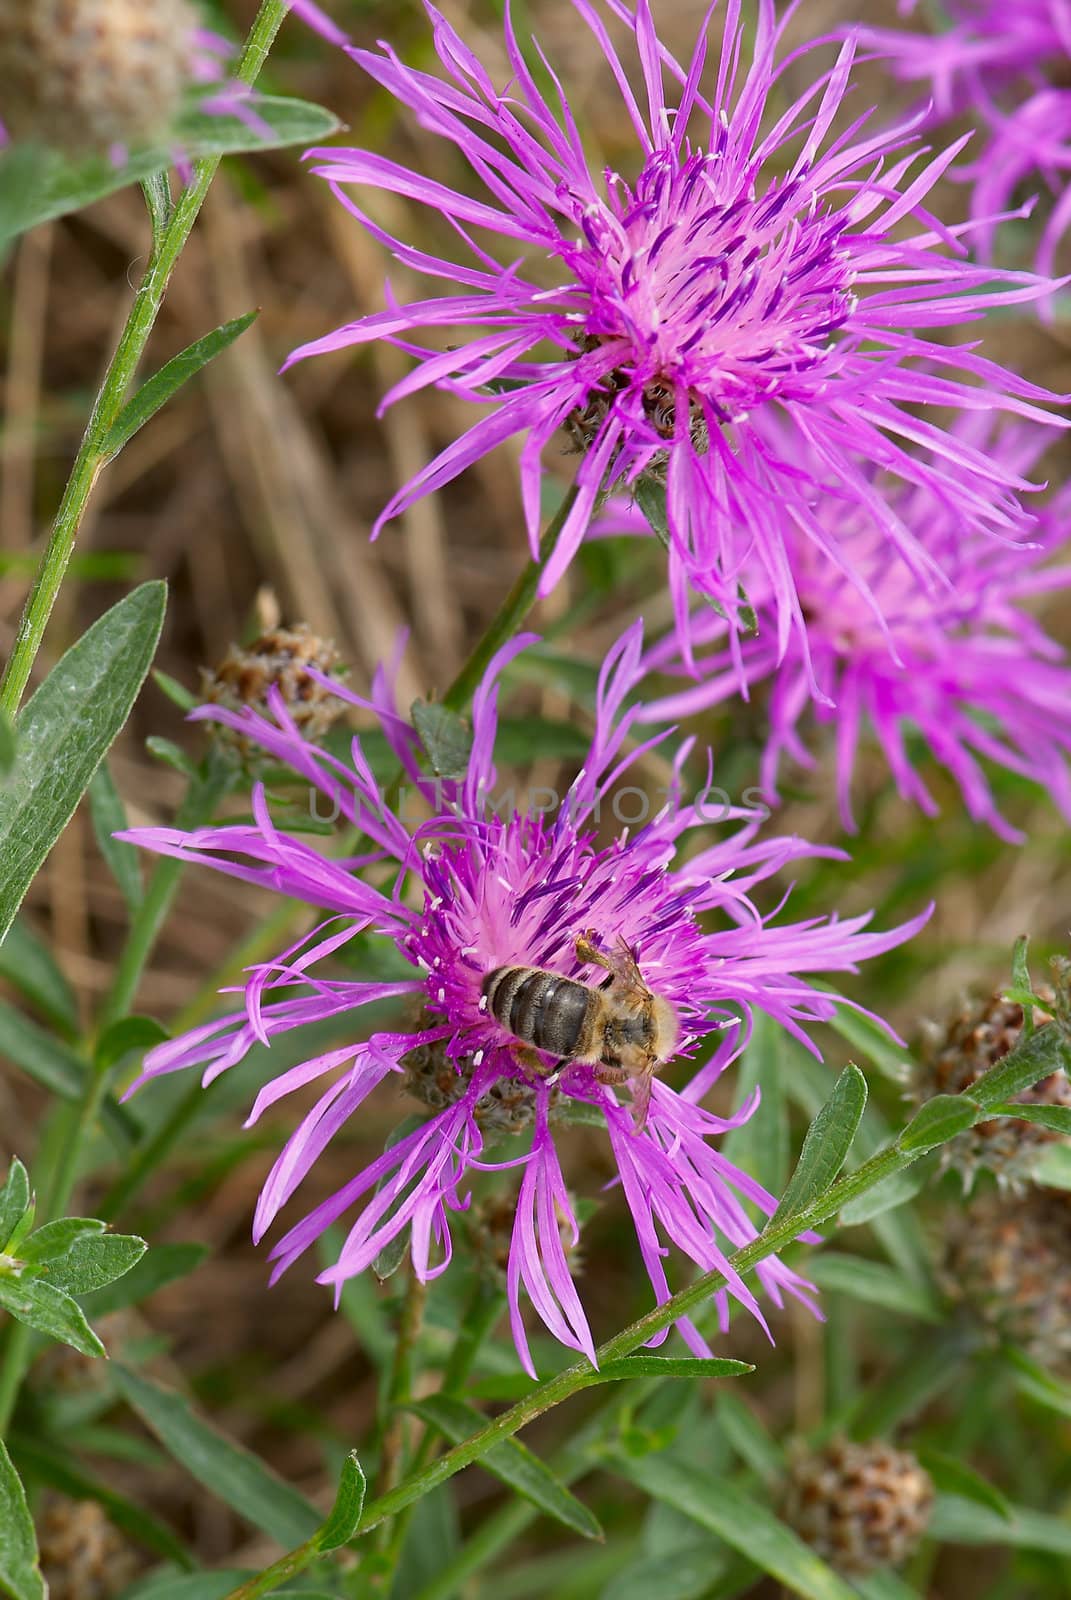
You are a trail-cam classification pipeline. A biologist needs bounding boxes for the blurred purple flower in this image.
[118,625,927,1372]
[638,419,1071,843]
[857,1,1071,293]
[286,0,1064,664]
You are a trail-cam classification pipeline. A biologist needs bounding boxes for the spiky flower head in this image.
[916,990,1071,1191]
[118,622,927,1373]
[202,622,346,751]
[781,1437,934,1576]
[637,420,1071,841]
[858,0,1071,292]
[287,0,1063,665]
[940,1186,1071,1371]
[37,1494,138,1600]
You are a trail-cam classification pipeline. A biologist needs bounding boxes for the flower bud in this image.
[201,623,345,754]
[941,1186,1071,1372]
[0,0,199,153]
[38,1494,138,1600]
[781,1437,934,1575]
[915,990,1068,1189]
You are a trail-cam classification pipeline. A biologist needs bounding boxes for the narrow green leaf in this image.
[0,143,49,263]
[8,97,342,239]
[119,1576,251,1600]
[112,1366,321,1547]
[152,670,198,712]
[103,311,259,460]
[0,1001,138,1146]
[317,1451,366,1552]
[987,1102,1071,1135]
[1003,1345,1071,1419]
[970,1021,1069,1109]
[411,700,472,780]
[94,1014,169,1072]
[929,1493,1071,1555]
[917,1450,1009,1519]
[0,707,16,776]
[11,1431,194,1569]
[615,1456,857,1600]
[715,1391,786,1484]
[0,1159,31,1251]
[1009,936,1035,1035]
[770,1065,868,1227]
[18,1216,103,1265]
[88,764,144,912]
[145,736,200,779]
[897,1094,981,1154]
[853,1575,923,1600]
[88,1241,208,1316]
[0,1275,105,1357]
[805,1253,943,1323]
[594,1357,753,1381]
[601,1541,728,1600]
[0,582,167,943]
[0,917,79,1036]
[411,1394,604,1541]
[0,1437,44,1600]
[722,1009,789,1195]
[1030,1142,1071,1190]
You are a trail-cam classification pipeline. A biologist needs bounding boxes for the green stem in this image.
[440,487,579,713]
[0,0,291,718]
[97,756,236,1035]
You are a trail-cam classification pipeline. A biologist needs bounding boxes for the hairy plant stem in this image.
[0,0,291,718]
[220,1020,1070,1600]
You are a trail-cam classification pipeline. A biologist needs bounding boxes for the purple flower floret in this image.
[286,0,1063,661]
[858,0,1071,293]
[637,420,1071,843]
[118,625,927,1371]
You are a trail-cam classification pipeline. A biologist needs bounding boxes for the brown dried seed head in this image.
[0,0,198,153]
[915,990,1067,1189]
[400,1028,561,1137]
[202,624,346,749]
[37,1495,139,1600]
[781,1437,934,1576]
[940,1186,1071,1373]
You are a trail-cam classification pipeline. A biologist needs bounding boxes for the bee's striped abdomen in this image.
[482,966,594,1058]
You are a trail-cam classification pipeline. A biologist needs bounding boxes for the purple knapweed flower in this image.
[118,625,927,1373]
[637,419,1071,843]
[857,1,1071,295]
[286,0,1064,663]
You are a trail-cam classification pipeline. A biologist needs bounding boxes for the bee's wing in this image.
[607,935,650,997]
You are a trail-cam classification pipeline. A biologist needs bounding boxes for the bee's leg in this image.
[593,1064,629,1086]
[513,1045,569,1086]
[576,932,613,972]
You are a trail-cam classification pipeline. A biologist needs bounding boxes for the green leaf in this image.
[897,1094,982,1154]
[112,1366,321,1547]
[120,1577,250,1600]
[10,1431,194,1569]
[411,1394,604,1541]
[715,1390,786,1484]
[0,1437,44,1600]
[0,1159,31,1252]
[929,1493,1071,1555]
[1003,1345,1071,1420]
[1009,935,1035,1035]
[721,1009,789,1196]
[87,1241,208,1316]
[916,1450,1009,1519]
[770,1065,868,1227]
[987,1102,1071,1135]
[103,311,259,461]
[0,143,50,263]
[18,1216,103,1265]
[0,917,79,1036]
[971,1021,1070,1109]
[318,1451,366,1551]
[36,1230,147,1297]
[0,1274,105,1357]
[1029,1142,1071,1190]
[145,736,200,779]
[615,1456,857,1600]
[594,1357,754,1381]
[94,1014,169,1072]
[411,700,472,780]
[0,1001,138,1148]
[88,764,144,912]
[7,97,342,239]
[0,707,16,777]
[152,670,198,712]
[805,1253,943,1323]
[0,582,167,943]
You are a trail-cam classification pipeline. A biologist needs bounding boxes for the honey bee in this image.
[481,932,679,1126]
